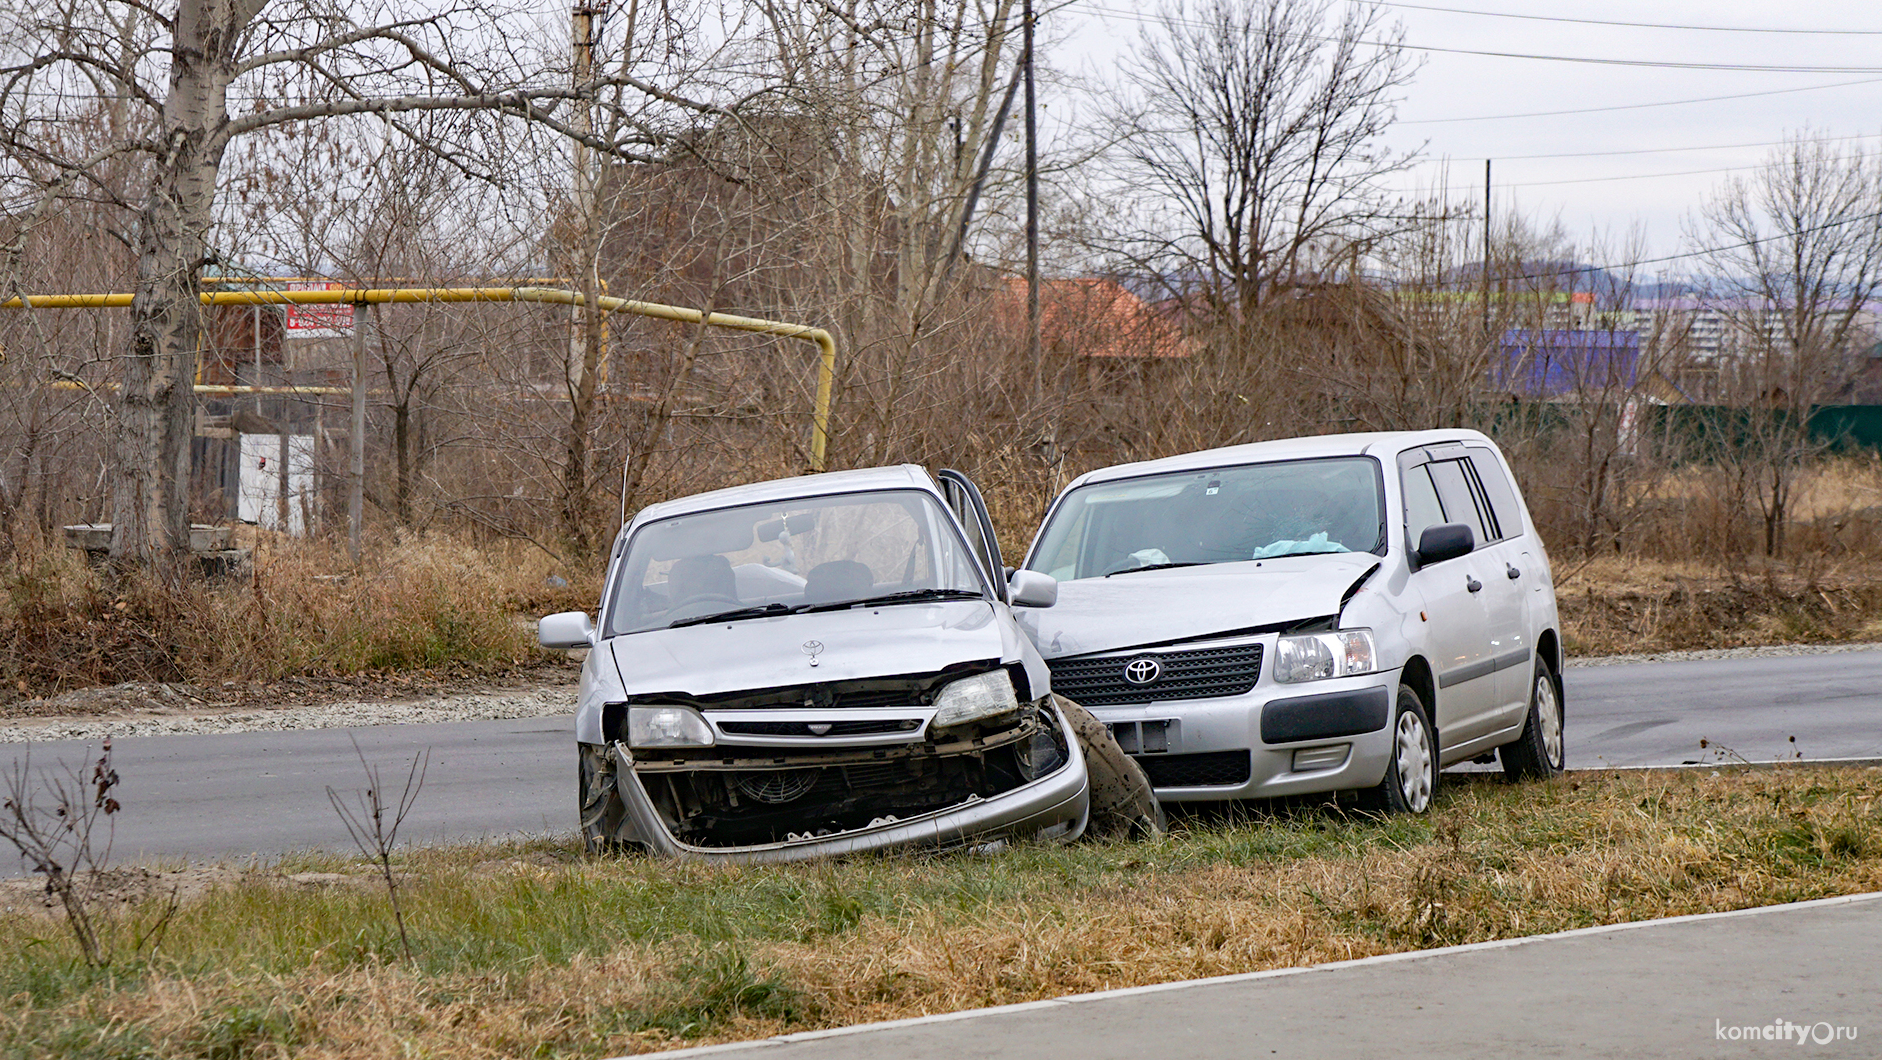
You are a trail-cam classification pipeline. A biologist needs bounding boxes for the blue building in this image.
[1497,329,1640,396]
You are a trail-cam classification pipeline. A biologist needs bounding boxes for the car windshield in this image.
[604,489,988,636]
[1025,456,1386,581]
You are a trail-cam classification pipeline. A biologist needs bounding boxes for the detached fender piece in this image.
[1054,695,1166,838]
[607,705,1091,864]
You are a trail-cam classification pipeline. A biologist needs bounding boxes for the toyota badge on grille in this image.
[1123,656,1162,685]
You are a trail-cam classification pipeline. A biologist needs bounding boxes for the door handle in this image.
[1506,564,1522,579]
[1466,577,1483,593]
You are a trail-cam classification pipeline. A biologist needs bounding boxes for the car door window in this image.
[936,469,1007,600]
[1426,459,1490,546]
[1402,465,1446,549]
[1466,448,1522,542]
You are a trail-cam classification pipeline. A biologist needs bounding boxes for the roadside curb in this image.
[1568,756,1882,771]
[635,890,1882,1058]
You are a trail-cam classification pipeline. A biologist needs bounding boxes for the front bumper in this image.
[608,706,1091,863]
[1083,669,1402,802]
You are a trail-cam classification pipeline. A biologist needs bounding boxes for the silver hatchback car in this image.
[1017,430,1564,813]
[540,465,1089,861]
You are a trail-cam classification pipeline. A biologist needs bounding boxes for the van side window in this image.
[1466,447,1522,542]
[1402,465,1446,550]
[1426,459,1490,547]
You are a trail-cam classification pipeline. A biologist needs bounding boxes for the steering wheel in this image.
[671,592,740,609]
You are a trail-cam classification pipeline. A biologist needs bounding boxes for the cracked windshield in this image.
[606,489,986,635]
[1028,457,1386,581]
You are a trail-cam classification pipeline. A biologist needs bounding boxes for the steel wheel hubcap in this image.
[1395,709,1433,811]
[1536,673,1563,768]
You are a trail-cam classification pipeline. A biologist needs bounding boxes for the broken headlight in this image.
[1274,629,1377,683]
[929,669,1020,729]
[627,704,716,748]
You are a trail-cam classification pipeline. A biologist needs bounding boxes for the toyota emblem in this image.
[1123,656,1162,685]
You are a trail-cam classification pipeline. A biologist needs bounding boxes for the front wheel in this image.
[579,741,631,854]
[1358,685,1438,815]
[1500,657,1565,781]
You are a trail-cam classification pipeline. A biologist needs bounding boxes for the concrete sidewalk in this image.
[650,893,1881,1060]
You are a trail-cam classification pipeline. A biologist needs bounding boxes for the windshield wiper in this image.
[801,587,986,612]
[1104,561,1207,578]
[668,602,792,628]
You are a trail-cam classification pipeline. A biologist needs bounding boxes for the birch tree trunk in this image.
[110,0,250,571]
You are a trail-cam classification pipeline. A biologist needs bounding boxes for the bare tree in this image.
[0,0,748,572]
[1104,0,1418,317]
[1690,134,1882,556]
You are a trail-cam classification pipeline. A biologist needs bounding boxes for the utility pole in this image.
[1482,158,1492,341]
[563,0,611,549]
[348,302,365,563]
[570,1,603,398]
[1024,0,1041,402]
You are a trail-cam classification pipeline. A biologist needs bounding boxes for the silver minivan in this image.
[540,465,1089,860]
[1017,430,1563,813]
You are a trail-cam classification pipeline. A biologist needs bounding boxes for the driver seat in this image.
[667,555,738,608]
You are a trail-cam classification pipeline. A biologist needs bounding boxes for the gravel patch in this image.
[0,687,575,743]
[1567,641,1882,669]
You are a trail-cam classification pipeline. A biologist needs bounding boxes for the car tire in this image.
[1358,685,1438,815]
[579,741,631,854]
[1500,655,1565,781]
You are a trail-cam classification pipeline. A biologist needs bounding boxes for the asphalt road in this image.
[1568,650,1882,767]
[3,648,1879,871]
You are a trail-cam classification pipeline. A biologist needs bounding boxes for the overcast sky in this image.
[1054,0,1882,276]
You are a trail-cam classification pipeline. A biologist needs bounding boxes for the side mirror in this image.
[1415,523,1475,568]
[539,611,596,649]
[1008,569,1058,608]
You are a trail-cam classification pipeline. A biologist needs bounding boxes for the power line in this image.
[1501,160,1853,189]
[1481,132,1881,162]
[1512,204,1882,282]
[1400,77,1882,124]
[1083,2,1882,73]
[1405,144,1882,191]
[1408,44,1882,75]
[1375,2,1882,35]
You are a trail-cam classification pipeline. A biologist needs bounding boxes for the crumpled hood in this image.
[1017,556,1379,659]
[604,600,1006,698]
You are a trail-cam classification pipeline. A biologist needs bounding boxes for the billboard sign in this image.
[284,281,354,338]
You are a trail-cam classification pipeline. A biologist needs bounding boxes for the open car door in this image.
[935,468,1008,603]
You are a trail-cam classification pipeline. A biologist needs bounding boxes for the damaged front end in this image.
[583,669,1089,862]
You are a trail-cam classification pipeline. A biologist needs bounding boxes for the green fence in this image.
[1647,404,1882,455]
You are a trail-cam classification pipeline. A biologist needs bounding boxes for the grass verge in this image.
[3,766,1880,1057]
[0,532,596,705]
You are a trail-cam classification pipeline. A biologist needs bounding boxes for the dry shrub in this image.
[0,532,595,701]
[1554,553,1882,656]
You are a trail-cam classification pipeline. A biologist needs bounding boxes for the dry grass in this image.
[2,766,1879,1058]
[1555,554,1882,656]
[9,448,1882,704]
[0,533,597,703]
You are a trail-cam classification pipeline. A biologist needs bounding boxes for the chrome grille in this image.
[717,719,921,738]
[1049,643,1263,705]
